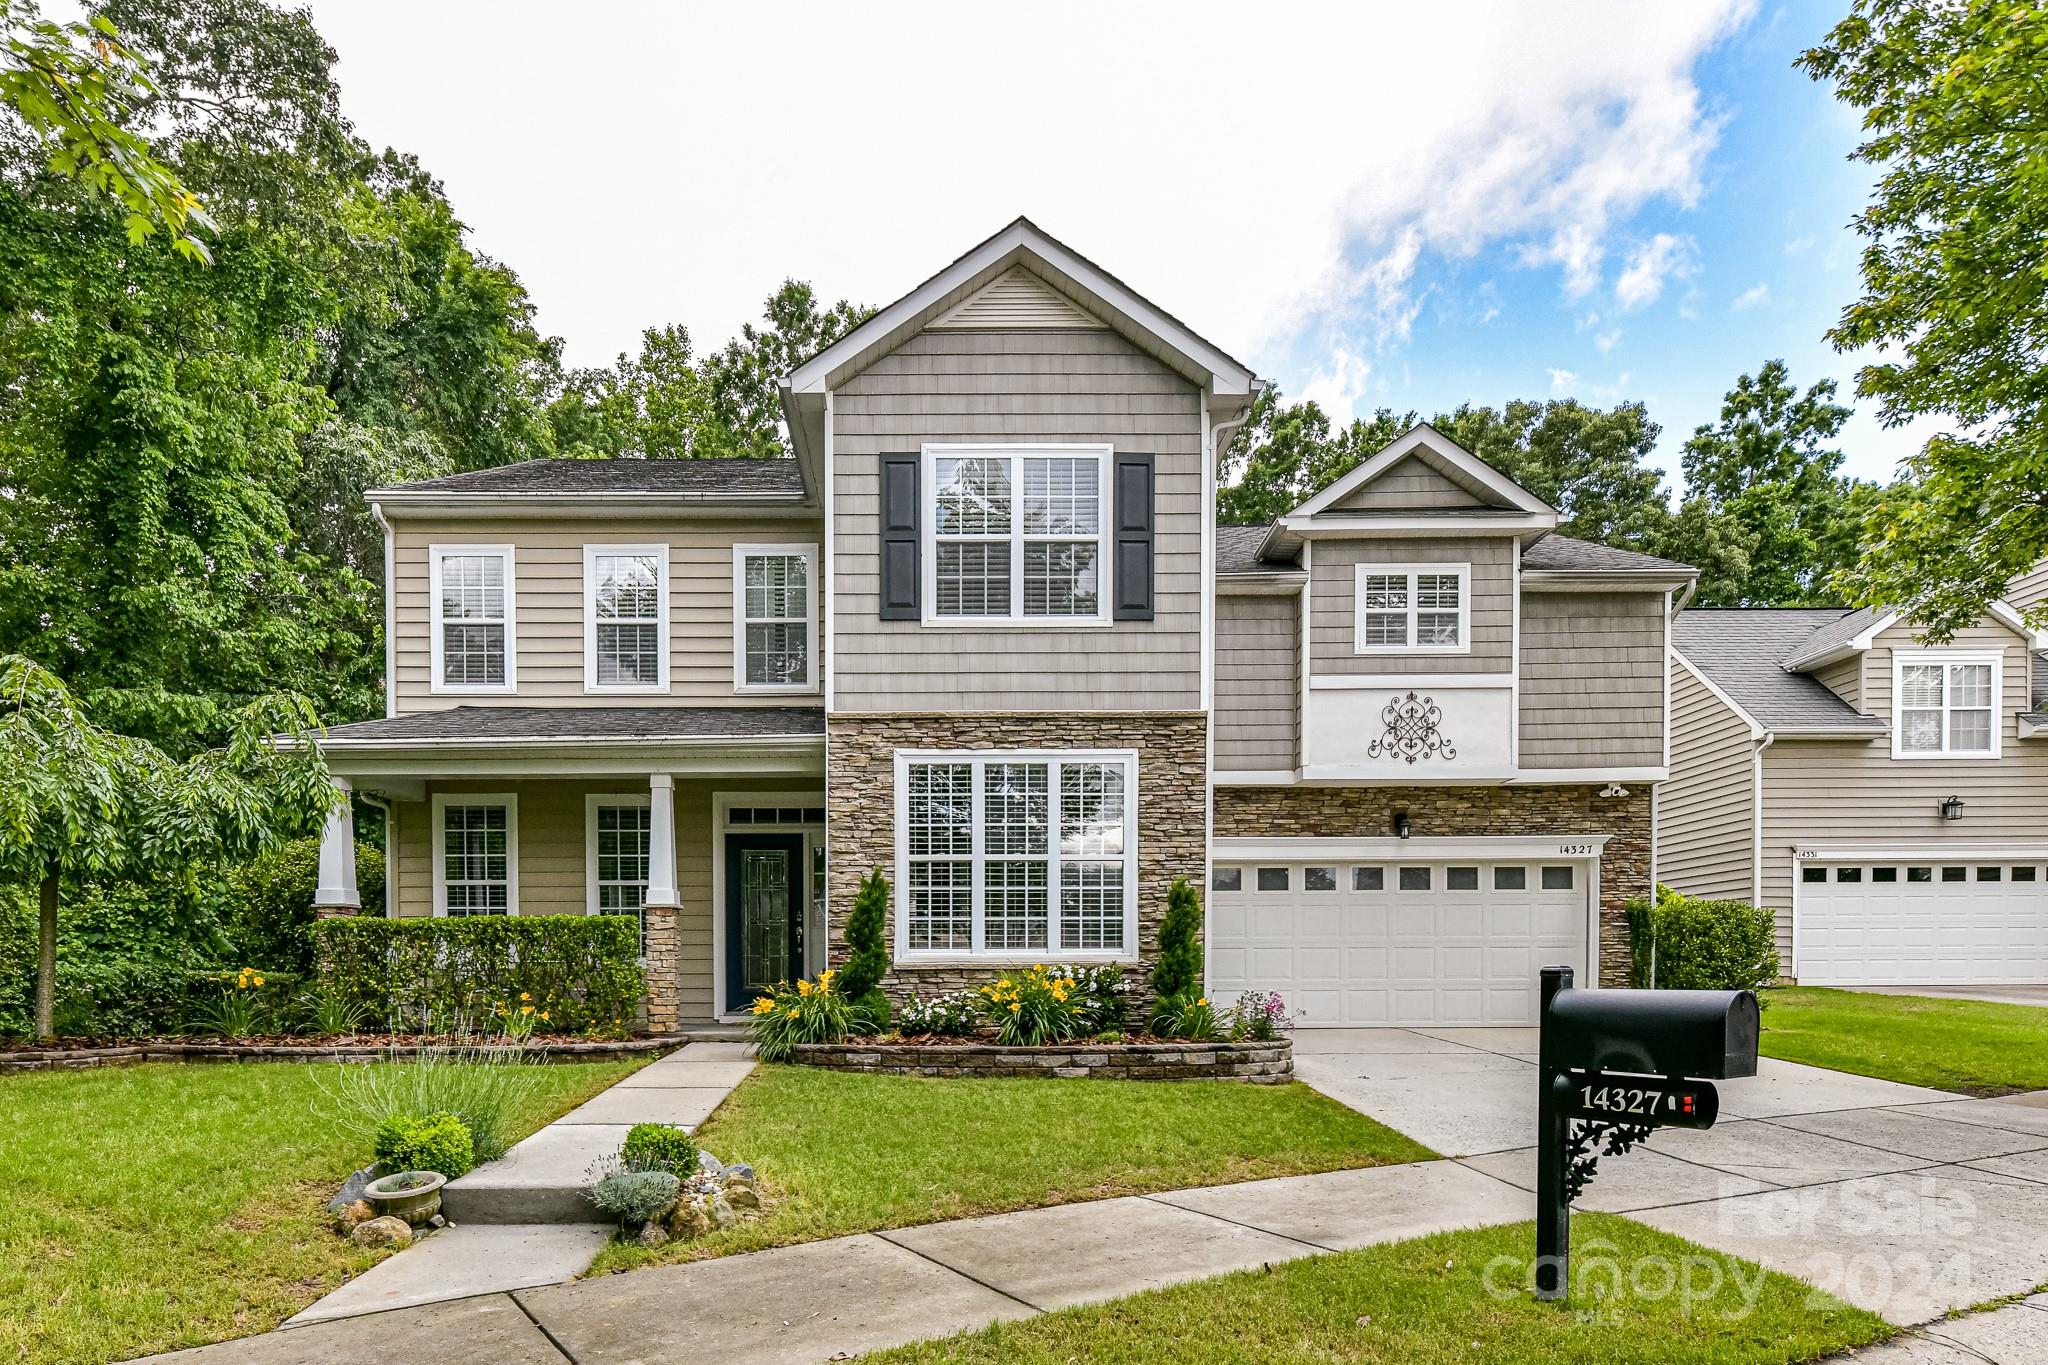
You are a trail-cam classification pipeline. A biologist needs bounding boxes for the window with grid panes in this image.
[931,451,1103,620]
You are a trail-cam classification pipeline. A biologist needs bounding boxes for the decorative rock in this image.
[723,1181,760,1210]
[332,1199,376,1234]
[328,1164,385,1213]
[667,1198,712,1241]
[635,1222,671,1248]
[708,1195,737,1229]
[695,1150,722,1175]
[723,1162,754,1182]
[351,1215,413,1250]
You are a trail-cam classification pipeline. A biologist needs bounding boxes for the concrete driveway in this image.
[1295,1027,2048,1326]
[1850,984,2048,1008]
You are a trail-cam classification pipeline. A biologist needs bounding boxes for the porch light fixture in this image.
[1599,783,1630,799]
[1393,810,1412,840]
[1939,795,1965,822]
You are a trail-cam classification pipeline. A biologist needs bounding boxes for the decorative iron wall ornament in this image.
[1367,691,1457,764]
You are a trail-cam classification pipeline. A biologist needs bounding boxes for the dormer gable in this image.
[1279,424,1555,533]
[928,265,1107,331]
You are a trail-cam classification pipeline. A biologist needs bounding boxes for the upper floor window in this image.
[1353,563,1469,653]
[431,546,515,692]
[733,544,818,691]
[1894,651,1999,758]
[585,546,669,692]
[926,445,1108,623]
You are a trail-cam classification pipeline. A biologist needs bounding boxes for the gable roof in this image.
[368,458,805,504]
[1671,609,1889,735]
[1778,600,2047,672]
[1281,424,1555,528]
[1520,534,1693,575]
[1217,524,1302,576]
[929,266,1107,330]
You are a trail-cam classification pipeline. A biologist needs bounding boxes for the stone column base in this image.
[642,904,681,1035]
[312,906,357,921]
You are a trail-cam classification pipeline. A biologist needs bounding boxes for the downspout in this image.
[372,501,396,719]
[1200,391,1257,1005]
[1751,732,1774,909]
[360,791,396,917]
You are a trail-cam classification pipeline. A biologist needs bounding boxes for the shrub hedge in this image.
[1625,884,1780,992]
[311,914,643,1033]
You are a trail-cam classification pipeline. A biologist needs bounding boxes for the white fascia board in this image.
[1792,841,2048,861]
[1522,569,1697,592]
[786,219,1255,398]
[317,733,823,753]
[1215,573,1306,596]
[1670,647,1766,739]
[1210,768,1299,786]
[1990,600,2048,648]
[1507,767,1669,784]
[1291,765,1668,785]
[1213,834,1610,861]
[1286,423,1555,520]
[1279,513,1557,536]
[370,492,811,519]
[1794,601,2045,672]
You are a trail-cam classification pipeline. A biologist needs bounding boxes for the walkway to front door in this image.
[724,833,803,1014]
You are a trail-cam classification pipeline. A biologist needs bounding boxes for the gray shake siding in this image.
[1215,593,1299,771]
[1660,660,1756,903]
[1330,456,1487,511]
[1517,591,1666,768]
[1308,536,1516,676]
[829,329,1204,712]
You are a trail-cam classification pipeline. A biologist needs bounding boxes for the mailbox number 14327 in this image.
[1579,1084,1663,1117]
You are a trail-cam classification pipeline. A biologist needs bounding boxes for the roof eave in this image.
[1522,568,1697,590]
[313,732,826,753]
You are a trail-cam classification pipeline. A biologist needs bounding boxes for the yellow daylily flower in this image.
[750,997,775,1016]
[797,978,814,997]
[784,1007,799,1019]
[521,1005,534,1016]
[520,992,532,1002]
[253,976,264,987]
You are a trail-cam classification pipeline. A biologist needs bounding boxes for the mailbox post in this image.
[1534,965,1759,1302]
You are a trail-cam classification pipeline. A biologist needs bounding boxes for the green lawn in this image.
[1760,987,2048,1096]
[860,1215,1895,1365]
[589,1065,1431,1274]
[0,1057,643,1365]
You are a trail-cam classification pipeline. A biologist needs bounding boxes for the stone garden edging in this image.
[790,1038,1293,1083]
[0,1034,687,1073]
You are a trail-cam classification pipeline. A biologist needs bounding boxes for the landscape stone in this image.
[708,1195,737,1229]
[723,1182,760,1210]
[332,1199,375,1234]
[327,1163,384,1213]
[723,1162,754,1182]
[352,1215,414,1250]
[695,1150,722,1174]
[667,1198,712,1241]
[635,1222,670,1249]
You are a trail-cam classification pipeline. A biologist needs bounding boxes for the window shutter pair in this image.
[875,452,1155,621]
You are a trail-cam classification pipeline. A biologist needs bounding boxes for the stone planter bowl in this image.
[364,1170,446,1226]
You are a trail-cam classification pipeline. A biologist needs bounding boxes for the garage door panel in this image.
[1438,905,1484,936]
[1799,860,2048,986]
[1485,903,1533,936]
[1299,905,1343,937]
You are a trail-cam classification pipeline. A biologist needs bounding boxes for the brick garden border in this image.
[790,1038,1292,1083]
[0,1034,688,1074]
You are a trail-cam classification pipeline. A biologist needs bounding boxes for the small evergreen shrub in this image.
[838,869,893,1031]
[1626,885,1780,992]
[621,1122,697,1177]
[373,1111,476,1178]
[1151,878,1203,1000]
[588,1168,680,1227]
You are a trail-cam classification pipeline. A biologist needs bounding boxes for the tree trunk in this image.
[35,867,58,1043]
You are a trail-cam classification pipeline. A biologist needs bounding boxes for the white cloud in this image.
[1595,329,1623,353]
[1730,282,1770,311]
[1784,236,1815,255]
[1616,233,1698,310]
[1298,346,1374,426]
[1549,368,1579,392]
[295,0,1755,371]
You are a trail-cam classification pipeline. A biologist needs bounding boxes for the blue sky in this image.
[297,1,1917,494]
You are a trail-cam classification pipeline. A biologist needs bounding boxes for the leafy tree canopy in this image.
[1799,0,2048,636]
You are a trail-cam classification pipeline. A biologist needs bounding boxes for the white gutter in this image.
[315,733,825,752]
[1199,391,1256,1006]
[372,501,395,718]
[1751,732,1773,907]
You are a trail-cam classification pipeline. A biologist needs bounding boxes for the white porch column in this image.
[645,773,679,908]
[312,777,361,915]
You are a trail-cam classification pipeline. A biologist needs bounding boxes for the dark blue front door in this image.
[725,834,803,1013]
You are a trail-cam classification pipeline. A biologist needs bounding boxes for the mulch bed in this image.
[0,1033,688,1073]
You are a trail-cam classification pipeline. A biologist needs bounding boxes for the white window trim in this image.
[429,545,517,693]
[584,793,652,916]
[1352,562,1472,656]
[431,792,520,917]
[920,443,1114,627]
[892,748,1139,963]
[1891,649,2001,759]
[731,542,820,693]
[583,544,670,694]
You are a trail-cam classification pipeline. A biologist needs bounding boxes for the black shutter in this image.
[879,455,920,620]
[1112,452,1155,621]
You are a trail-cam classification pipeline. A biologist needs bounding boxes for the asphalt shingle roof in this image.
[1519,534,1693,574]
[323,706,824,745]
[378,458,805,498]
[1780,604,1886,671]
[1671,609,1889,733]
[1216,524,1297,575]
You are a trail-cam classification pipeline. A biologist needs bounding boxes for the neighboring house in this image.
[1664,586,2048,987]
[308,218,1696,1030]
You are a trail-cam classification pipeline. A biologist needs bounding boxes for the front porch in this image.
[312,706,826,1029]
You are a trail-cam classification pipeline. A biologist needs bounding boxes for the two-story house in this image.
[1663,584,2048,989]
[307,218,1696,1030]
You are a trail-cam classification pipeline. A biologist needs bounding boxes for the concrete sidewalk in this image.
[281,1041,754,1328]
[138,1159,1528,1364]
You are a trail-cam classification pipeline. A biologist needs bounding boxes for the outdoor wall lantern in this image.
[1393,810,1413,839]
[1940,795,1965,822]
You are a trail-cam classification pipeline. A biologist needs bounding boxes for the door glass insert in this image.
[2013,866,2039,883]
[1256,867,1290,892]
[740,850,791,996]
[1872,867,1898,882]
[1398,866,1431,891]
[1446,866,1479,891]
[1540,866,1575,891]
[1211,867,1243,892]
[1941,866,1967,882]
[1304,866,1337,891]
[1978,866,2003,881]
[1907,866,1933,882]
[1353,866,1384,891]
[1802,866,1827,884]
[1494,866,1527,890]
[1836,867,1863,883]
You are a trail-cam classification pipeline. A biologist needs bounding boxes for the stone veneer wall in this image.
[791,1039,1291,1083]
[1212,784,1651,987]
[826,712,1208,1011]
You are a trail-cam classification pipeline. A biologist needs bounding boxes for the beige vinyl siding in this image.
[829,329,1203,711]
[1813,654,1860,710]
[1215,593,1299,771]
[1328,455,1487,511]
[389,516,819,711]
[2006,560,2048,614]
[1660,659,1756,903]
[1518,590,1667,768]
[391,776,822,1022]
[1308,536,1515,676]
[1759,622,2048,971]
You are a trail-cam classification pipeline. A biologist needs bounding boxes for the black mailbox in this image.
[1543,988,1760,1080]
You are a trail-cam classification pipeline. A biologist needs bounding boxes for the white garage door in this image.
[1208,859,1591,1026]
[1797,858,2048,985]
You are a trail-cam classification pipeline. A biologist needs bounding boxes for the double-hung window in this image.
[431,546,515,691]
[733,544,817,691]
[585,546,668,692]
[587,796,651,943]
[927,445,1108,623]
[434,794,518,916]
[1354,563,1469,652]
[897,751,1137,958]
[1894,652,1999,758]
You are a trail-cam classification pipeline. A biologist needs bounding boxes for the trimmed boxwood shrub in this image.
[1626,884,1780,992]
[374,1110,476,1178]
[312,914,643,1034]
[621,1122,697,1177]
